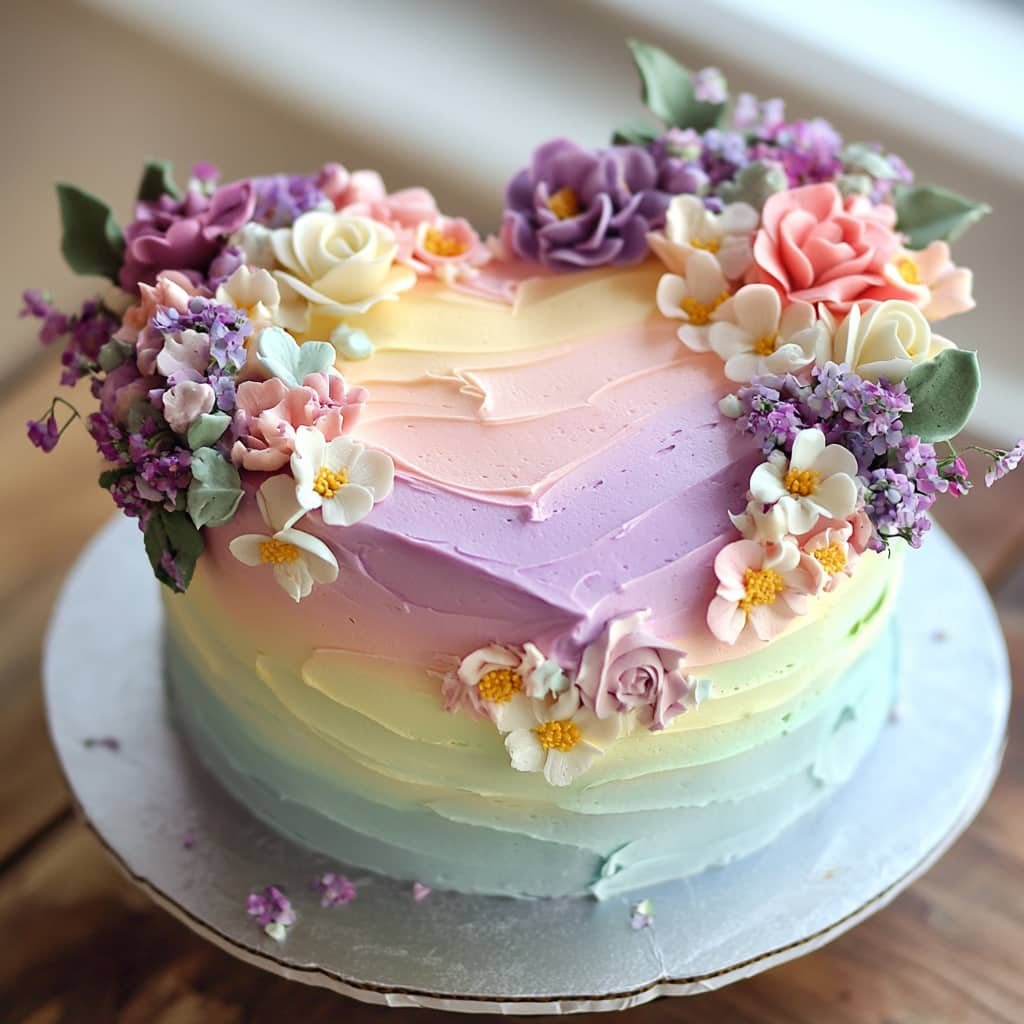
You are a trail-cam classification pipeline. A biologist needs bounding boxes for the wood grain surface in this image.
[1,342,1022,1023]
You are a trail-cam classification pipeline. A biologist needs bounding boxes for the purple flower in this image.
[943,455,971,497]
[27,414,60,452]
[693,66,727,104]
[503,138,670,269]
[246,885,295,928]
[412,882,432,902]
[576,611,698,731]
[986,441,1024,487]
[20,288,68,344]
[120,179,256,291]
[251,172,327,228]
[314,873,357,908]
[206,245,245,289]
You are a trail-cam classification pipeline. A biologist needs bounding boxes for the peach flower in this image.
[883,240,975,322]
[413,216,491,283]
[707,538,821,644]
[230,371,367,472]
[800,522,859,592]
[118,270,200,345]
[751,183,916,315]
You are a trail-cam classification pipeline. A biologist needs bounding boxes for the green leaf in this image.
[187,447,243,529]
[717,161,788,210]
[611,119,660,146]
[257,326,335,386]
[187,412,231,451]
[97,338,135,373]
[136,159,182,202]
[98,467,129,490]
[901,348,980,443]
[56,182,125,281]
[626,39,725,132]
[144,508,204,592]
[891,183,990,249]
[841,142,897,181]
[836,173,872,198]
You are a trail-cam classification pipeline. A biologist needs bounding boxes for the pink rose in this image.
[751,183,915,315]
[231,372,368,472]
[577,612,697,731]
[119,271,201,347]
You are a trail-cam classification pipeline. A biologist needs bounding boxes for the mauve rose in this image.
[751,182,915,315]
[230,371,367,472]
[576,612,697,731]
[120,180,256,292]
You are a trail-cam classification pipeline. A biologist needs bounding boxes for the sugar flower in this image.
[155,328,210,381]
[986,441,1024,487]
[709,285,828,383]
[412,882,432,902]
[655,251,731,352]
[117,271,199,345]
[751,183,915,315]
[503,138,669,270]
[749,428,859,534]
[707,538,820,644]
[647,194,758,280]
[440,642,567,722]
[120,179,255,291]
[501,688,620,787]
[270,212,417,334]
[314,872,356,908]
[162,380,215,434]
[729,498,790,544]
[576,611,698,732]
[800,521,859,592]
[215,265,280,327]
[412,216,491,283]
[884,241,975,322]
[246,884,295,942]
[231,371,367,472]
[825,299,953,383]
[229,475,339,602]
[291,425,394,526]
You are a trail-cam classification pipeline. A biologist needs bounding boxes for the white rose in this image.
[826,300,954,382]
[271,212,416,333]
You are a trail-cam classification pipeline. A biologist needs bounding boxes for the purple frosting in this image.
[120,180,256,292]
[502,138,669,270]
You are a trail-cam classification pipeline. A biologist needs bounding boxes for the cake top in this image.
[24,41,1021,777]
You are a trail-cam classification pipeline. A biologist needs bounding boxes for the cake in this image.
[29,42,1013,902]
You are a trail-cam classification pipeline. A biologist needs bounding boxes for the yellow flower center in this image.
[547,186,580,220]
[785,467,820,497]
[535,718,582,752]
[812,541,847,575]
[897,257,921,285]
[739,567,785,614]
[476,668,522,703]
[259,538,301,565]
[313,466,349,500]
[690,236,720,253]
[753,331,779,357]
[422,226,469,258]
[680,290,730,326]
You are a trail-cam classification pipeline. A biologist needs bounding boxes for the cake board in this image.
[44,517,1010,1014]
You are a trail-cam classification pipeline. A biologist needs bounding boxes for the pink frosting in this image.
[231,372,368,472]
[751,183,915,314]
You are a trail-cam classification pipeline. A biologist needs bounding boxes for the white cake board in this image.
[44,518,1010,1015]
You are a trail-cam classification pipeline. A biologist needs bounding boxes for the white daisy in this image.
[501,688,620,787]
[291,425,394,527]
[749,428,860,535]
[709,284,829,383]
[648,194,758,279]
[229,475,339,603]
[655,250,732,352]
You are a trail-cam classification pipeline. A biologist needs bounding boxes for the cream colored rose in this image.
[271,212,416,333]
[826,300,954,382]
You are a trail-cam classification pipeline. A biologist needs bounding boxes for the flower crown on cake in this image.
[25,41,1021,784]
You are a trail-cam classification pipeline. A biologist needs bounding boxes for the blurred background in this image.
[4,0,1023,439]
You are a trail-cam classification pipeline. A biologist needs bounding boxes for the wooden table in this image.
[2,347,1022,1024]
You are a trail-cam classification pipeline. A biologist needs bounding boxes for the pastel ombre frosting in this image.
[165,259,902,897]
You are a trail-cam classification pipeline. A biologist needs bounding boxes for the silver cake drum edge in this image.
[43,517,1012,1015]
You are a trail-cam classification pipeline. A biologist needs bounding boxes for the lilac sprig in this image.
[20,290,120,387]
[314,873,357,908]
[733,363,964,551]
[27,396,80,454]
[247,885,295,941]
